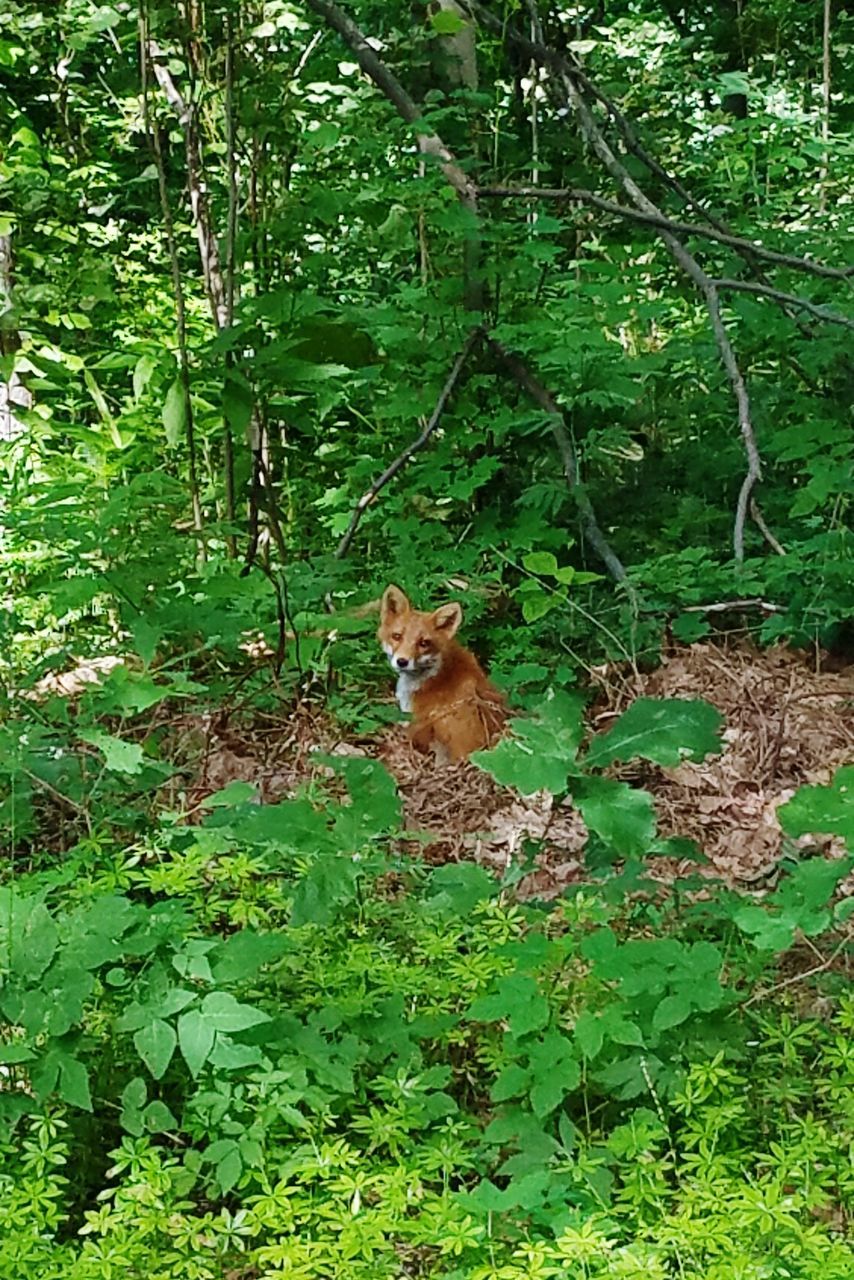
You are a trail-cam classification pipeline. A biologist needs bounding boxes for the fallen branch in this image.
[683,598,784,614]
[335,328,483,559]
[485,335,629,585]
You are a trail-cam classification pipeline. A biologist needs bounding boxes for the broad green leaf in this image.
[527,1032,579,1116]
[430,8,467,34]
[79,728,144,775]
[473,690,585,795]
[162,377,186,447]
[210,930,289,983]
[199,991,271,1033]
[201,781,258,809]
[523,551,558,576]
[223,371,253,434]
[177,1009,215,1077]
[573,776,656,858]
[143,1100,177,1132]
[133,353,157,401]
[215,1144,242,1194]
[574,1010,604,1060]
[57,1055,92,1111]
[468,974,549,1039]
[652,993,692,1032]
[491,1063,530,1102]
[120,1076,147,1136]
[11,900,58,980]
[586,698,723,768]
[134,1018,177,1080]
[779,768,854,850]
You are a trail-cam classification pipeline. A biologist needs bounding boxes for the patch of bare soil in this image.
[170,642,852,900]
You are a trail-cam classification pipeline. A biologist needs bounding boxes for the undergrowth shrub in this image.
[1,701,852,1278]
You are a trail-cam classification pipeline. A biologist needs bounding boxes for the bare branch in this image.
[335,328,484,560]
[712,279,854,330]
[463,0,853,285]
[477,186,853,283]
[142,21,205,557]
[303,0,475,205]
[749,499,787,557]
[683,598,784,614]
[484,335,629,586]
[147,40,228,327]
[466,13,777,565]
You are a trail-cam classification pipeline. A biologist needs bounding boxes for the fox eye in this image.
[391,632,402,642]
[417,638,432,650]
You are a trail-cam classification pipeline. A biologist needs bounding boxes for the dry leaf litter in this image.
[159,641,853,900]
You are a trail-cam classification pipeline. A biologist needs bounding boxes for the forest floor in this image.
[177,641,854,901]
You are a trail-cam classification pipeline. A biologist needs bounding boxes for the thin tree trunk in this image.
[140,10,205,558]
[819,0,832,212]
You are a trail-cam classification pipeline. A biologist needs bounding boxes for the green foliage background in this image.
[0,1,852,1276]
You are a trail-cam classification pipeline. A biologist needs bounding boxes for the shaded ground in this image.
[177,641,853,899]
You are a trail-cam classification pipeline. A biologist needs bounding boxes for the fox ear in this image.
[381,584,410,619]
[431,601,462,636]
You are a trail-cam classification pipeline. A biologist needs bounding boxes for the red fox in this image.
[378,584,507,761]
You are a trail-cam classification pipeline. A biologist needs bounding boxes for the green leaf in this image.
[162,377,186,447]
[491,1063,530,1102]
[143,1100,177,1132]
[57,1055,92,1111]
[223,371,253,434]
[779,767,854,850]
[586,698,723,768]
[574,1010,604,1060]
[468,974,549,1039]
[573,776,656,858]
[215,1143,242,1194]
[133,353,157,401]
[177,1009,215,1077]
[201,781,258,809]
[521,591,555,622]
[291,854,360,927]
[199,991,271,1033]
[120,1077,147,1136]
[430,8,467,34]
[652,993,692,1032]
[134,1019,177,1080]
[11,900,58,980]
[473,690,585,795]
[522,551,558,576]
[210,930,289,983]
[79,728,145,775]
[83,369,122,447]
[527,1032,579,1116]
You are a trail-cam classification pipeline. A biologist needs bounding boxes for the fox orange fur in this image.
[378,584,506,761]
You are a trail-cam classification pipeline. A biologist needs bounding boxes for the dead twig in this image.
[335,327,484,559]
[742,939,849,1008]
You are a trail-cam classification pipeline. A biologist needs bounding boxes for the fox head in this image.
[378,584,462,677]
